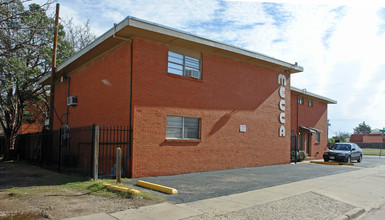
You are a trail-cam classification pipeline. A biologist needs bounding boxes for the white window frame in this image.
[166,115,201,140]
[308,100,313,107]
[168,51,201,79]
[298,97,303,104]
[315,131,321,143]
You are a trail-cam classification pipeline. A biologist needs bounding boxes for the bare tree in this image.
[62,17,96,52]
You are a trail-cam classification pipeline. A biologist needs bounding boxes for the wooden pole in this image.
[48,3,60,131]
[116,148,122,184]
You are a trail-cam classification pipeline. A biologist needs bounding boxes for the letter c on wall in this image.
[279,87,285,99]
[279,112,285,124]
[279,99,285,111]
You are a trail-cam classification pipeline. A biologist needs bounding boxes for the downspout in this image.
[112,24,133,177]
[296,94,299,164]
[65,76,70,125]
[129,40,133,177]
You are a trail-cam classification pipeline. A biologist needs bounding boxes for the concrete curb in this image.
[310,161,354,166]
[334,207,365,220]
[136,180,178,194]
[103,183,140,194]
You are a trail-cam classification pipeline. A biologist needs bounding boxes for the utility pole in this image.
[48,3,60,131]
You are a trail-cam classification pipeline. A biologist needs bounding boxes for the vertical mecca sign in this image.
[278,74,286,137]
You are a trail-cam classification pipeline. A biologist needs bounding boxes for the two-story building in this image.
[40,17,335,177]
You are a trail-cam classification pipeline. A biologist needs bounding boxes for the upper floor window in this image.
[168,51,201,79]
[308,100,313,107]
[298,97,303,104]
[166,115,200,139]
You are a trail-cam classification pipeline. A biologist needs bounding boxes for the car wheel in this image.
[357,154,362,163]
[346,156,351,163]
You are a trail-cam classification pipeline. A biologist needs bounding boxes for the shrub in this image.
[291,150,308,162]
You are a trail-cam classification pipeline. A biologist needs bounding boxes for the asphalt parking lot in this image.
[125,156,385,204]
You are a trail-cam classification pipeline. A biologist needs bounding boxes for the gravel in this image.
[183,192,356,220]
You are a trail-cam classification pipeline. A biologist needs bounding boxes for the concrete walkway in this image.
[64,164,385,220]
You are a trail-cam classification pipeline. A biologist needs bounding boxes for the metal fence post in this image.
[116,147,122,184]
[92,124,99,181]
[380,128,384,158]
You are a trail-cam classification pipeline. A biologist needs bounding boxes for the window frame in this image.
[315,131,321,143]
[308,100,313,107]
[166,115,201,140]
[298,97,303,104]
[167,51,201,79]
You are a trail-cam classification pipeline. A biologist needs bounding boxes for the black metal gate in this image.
[98,125,130,178]
[59,126,93,176]
[9,124,131,178]
[290,134,298,162]
[58,124,131,178]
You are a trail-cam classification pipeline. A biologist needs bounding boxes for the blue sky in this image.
[34,0,385,136]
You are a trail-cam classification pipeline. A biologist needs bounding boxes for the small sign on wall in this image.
[240,125,247,133]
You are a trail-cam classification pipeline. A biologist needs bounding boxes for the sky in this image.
[32,0,385,136]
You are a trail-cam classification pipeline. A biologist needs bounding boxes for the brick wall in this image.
[54,37,293,177]
[131,38,291,177]
[53,42,132,129]
[290,94,328,159]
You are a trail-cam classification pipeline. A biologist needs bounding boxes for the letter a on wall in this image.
[279,125,285,137]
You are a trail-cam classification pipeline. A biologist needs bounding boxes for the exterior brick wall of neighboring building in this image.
[363,135,383,143]
[351,134,385,143]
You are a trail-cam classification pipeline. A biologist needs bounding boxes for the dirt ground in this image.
[0,161,159,220]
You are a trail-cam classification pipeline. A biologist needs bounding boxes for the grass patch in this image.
[5,174,164,202]
[6,186,49,199]
[63,178,163,201]
[362,148,385,156]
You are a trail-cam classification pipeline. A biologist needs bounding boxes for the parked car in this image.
[323,143,362,163]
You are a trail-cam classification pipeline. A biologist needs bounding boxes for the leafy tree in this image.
[353,121,371,134]
[331,132,351,143]
[0,0,74,160]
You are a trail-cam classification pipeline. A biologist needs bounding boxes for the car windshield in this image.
[332,144,351,151]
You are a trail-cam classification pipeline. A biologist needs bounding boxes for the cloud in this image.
[77,0,220,35]
[54,0,385,133]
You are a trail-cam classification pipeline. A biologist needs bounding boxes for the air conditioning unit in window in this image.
[184,69,200,79]
[67,96,77,106]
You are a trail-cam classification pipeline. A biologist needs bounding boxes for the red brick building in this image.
[40,17,335,177]
[290,87,336,160]
[350,134,385,143]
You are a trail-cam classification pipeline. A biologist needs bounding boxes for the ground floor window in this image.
[315,131,321,143]
[166,115,200,139]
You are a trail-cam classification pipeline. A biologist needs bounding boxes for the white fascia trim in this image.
[291,86,337,104]
[39,16,303,84]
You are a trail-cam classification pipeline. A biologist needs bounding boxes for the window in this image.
[168,51,201,79]
[308,100,313,107]
[315,131,320,143]
[166,115,200,139]
[298,97,303,104]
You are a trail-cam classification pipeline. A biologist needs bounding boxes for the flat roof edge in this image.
[291,86,337,104]
[41,16,303,82]
[126,17,303,73]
